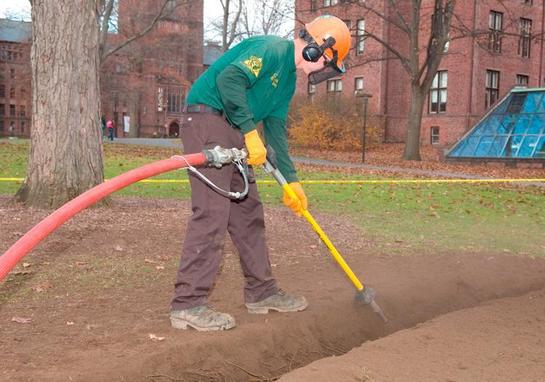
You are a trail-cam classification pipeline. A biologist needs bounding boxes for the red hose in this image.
[0,153,206,282]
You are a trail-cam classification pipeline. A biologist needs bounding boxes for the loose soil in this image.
[1,196,545,381]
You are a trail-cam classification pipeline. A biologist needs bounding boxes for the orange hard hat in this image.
[305,15,351,70]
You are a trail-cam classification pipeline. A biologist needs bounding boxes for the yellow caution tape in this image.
[1,178,544,185]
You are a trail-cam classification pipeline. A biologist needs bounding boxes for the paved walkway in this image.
[109,138,545,185]
[108,138,487,179]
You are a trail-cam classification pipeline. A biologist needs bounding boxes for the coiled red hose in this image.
[0,153,206,281]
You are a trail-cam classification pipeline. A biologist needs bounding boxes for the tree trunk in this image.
[402,83,425,161]
[16,1,104,209]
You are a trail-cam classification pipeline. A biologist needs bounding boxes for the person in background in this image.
[170,15,351,331]
[106,120,114,141]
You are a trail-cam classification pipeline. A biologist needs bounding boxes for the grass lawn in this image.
[1,139,544,256]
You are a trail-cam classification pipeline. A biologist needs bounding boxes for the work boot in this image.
[245,290,308,314]
[170,305,236,331]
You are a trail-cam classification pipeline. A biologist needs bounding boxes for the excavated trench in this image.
[122,254,545,382]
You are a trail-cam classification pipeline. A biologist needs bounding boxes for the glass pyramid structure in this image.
[447,88,545,159]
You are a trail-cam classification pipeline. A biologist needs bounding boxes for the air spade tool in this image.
[263,148,388,323]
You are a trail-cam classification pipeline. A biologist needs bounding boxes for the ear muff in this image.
[303,43,323,62]
[299,29,337,63]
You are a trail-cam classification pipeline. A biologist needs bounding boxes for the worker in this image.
[170,15,351,331]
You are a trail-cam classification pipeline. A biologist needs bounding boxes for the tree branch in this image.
[363,30,412,75]
[101,0,174,62]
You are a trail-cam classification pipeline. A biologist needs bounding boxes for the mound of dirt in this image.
[1,196,545,381]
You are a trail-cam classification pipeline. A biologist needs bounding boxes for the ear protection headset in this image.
[299,29,337,63]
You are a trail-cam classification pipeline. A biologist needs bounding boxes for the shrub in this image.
[288,95,382,151]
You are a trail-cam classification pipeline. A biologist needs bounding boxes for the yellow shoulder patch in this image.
[243,56,263,77]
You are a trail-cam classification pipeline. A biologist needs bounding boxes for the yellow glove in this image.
[283,182,308,216]
[244,130,267,166]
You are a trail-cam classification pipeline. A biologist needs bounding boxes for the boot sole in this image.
[246,302,308,314]
[170,317,236,331]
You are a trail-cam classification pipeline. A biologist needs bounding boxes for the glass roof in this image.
[447,88,545,159]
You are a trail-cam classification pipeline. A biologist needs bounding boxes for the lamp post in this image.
[355,90,372,163]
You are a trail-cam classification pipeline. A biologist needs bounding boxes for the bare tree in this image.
[207,0,243,51]
[352,0,455,161]
[240,0,294,39]
[17,0,192,207]
[16,0,104,208]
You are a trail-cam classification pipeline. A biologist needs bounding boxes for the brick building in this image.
[101,0,203,138]
[0,19,31,137]
[0,0,203,139]
[296,0,545,147]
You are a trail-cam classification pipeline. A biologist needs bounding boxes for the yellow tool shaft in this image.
[283,183,364,292]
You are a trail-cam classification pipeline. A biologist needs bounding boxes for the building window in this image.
[10,68,15,79]
[308,82,316,102]
[354,77,364,93]
[429,71,448,113]
[488,11,503,53]
[0,119,3,132]
[10,105,16,117]
[19,105,26,117]
[323,0,338,6]
[522,0,533,5]
[0,104,4,116]
[0,85,4,98]
[167,87,184,113]
[430,126,440,145]
[310,0,317,11]
[9,87,15,98]
[21,120,25,133]
[518,18,532,58]
[326,79,342,93]
[485,70,500,109]
[516,74,529,86]
[356,19,365,55]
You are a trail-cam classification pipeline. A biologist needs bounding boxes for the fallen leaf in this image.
[11,270,32,276]
[144,258,156,264]
[32,281,51,293]
[11,316,32,324]
[114,245,123,252]
[148,333,166,341]
[66,321,75,326]
[155,265,165,270]
[22,263,31,268]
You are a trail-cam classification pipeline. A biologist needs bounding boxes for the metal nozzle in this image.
[204,146,247,168]
[369,300,388,323]
[356,287,388,323]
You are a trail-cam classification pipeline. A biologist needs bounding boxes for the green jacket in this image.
[187,35,298,182]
